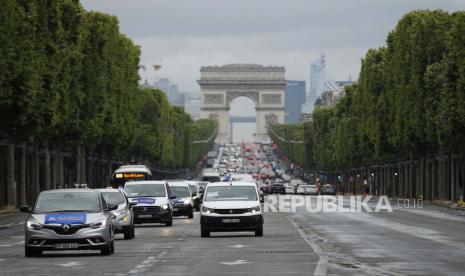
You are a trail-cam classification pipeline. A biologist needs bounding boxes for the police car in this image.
[200,182,264,237]
[124,181,174,226]
[21,189,116,256]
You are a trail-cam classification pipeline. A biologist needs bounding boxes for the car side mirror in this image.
[108,204,118,211]
[169,195,176,200]
[260,195,264,203]
[192,192,197,197]
[129,202,137,207]
[20,206,31,213]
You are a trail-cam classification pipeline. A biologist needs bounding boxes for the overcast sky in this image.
[81,0,465,94]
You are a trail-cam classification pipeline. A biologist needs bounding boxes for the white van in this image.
[200,182,264,237]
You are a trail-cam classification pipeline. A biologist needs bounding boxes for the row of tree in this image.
[270,10,465,200]
[0,0,216,170]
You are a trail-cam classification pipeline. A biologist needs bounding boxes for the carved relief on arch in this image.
[226,91,259,106]
[265,114,279,125]
[209,114,219,121]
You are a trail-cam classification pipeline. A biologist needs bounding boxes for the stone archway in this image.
[198,64,286,144]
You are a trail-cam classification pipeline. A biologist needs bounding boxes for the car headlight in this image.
[184,199,190,205]
[119,215,129,223]
[89,219,107,229]
[202,206,214,214]
[162,204,169,210]
[113,209,128,216]
[26,220,43,230]
[248,205,261,214]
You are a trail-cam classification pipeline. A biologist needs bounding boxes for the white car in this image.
[285,184,296,194]
[296,184,319,195]
[200,182,264,237]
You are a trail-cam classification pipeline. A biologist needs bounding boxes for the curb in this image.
[431,201,465,211]
[0,208,20,217]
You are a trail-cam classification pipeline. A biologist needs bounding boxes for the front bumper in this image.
[133,208,171,224]
[172,204,193,216]
[200,214,263,231]
[25,226,111,251]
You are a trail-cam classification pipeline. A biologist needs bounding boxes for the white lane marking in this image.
[228,244,247,248]
[221,259,252,266]
[0,240,25,247]
[128,251,166,274]
[287,216,327,276]
[0,222,24,228]
[56,261,83,267]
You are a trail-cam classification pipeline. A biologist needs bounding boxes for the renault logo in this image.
[142,207,148,213]
[63,224,70,232]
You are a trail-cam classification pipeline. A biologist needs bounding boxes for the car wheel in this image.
[124,226,135,240]
[195,205,201,212]
[188,210,194,219]
[201,227,210,237]
[101,242,112,256]
[165,217,173,227]
[25,246,42,257]
[110,240,115,254]
[255,226,263,237]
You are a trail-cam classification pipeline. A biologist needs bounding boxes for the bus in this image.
[112,165,152,188]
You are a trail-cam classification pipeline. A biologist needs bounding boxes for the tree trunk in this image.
[44,145,51,190]
[55,148,64,189]
[6,143,17,207]
[18,144,27,207]
[32,145,40,201]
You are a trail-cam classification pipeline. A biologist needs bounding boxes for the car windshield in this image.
[170,186,190,198]
[189,185,197,193]
[125,184,166,197]
[204,186,257,201]
[101,192,125,205]
[34,192,102,213]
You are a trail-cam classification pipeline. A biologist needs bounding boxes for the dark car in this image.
[269,182,286,194]
[320,184,336,195]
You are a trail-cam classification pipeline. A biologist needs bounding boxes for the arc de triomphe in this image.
[198,64,286,144]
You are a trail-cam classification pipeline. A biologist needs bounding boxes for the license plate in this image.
[137,214,152,218]
[54,243,79,249]
[172,208,179,211]
[222,218,240,223]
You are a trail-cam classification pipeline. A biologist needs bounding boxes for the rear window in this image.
[101,192,125,205]
[170,186,190,198]
[125,184,166,198]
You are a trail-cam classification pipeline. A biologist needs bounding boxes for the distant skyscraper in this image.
[284,80,306,124]
[154,78,185,107]
[302,53,338,114]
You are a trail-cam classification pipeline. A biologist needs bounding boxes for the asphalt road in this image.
[1,197,465,275]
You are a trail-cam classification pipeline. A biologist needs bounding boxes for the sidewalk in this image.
[0,206,19,217]
[432,200,465,211]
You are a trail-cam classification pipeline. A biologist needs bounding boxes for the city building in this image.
[284,80,306,124]
[153,78,185,107]
[302,53,338,114]
[183,92,201,120]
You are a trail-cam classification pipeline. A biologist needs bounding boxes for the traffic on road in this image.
[0,143,465,275]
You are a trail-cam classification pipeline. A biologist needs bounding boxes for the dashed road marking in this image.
[228,244,247,249]
[221,259,252,266]
[128,251,166,274]
[56,261,83,267]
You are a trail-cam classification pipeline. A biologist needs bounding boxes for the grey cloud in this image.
[81,0,463,92]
